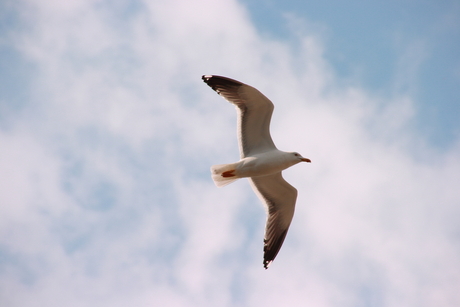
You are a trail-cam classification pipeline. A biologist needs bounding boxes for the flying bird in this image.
[202,75,311,269]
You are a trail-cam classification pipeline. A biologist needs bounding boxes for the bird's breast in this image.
[235,151,293,178]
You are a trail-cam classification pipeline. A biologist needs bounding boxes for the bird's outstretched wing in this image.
[249,172,297,269]
[202,75,277,158]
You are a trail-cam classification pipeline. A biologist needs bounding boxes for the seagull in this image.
[202,75,311,269]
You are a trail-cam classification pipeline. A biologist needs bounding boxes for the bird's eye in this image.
[294,153,299,156]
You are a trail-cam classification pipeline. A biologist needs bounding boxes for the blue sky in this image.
[0,0,459,306]
[243,0,460,147]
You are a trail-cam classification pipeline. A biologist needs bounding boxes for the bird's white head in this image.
[292,152,311,163]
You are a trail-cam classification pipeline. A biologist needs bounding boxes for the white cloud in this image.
[0,0,459,306]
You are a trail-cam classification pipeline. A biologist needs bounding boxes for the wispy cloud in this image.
[0,0,459,306]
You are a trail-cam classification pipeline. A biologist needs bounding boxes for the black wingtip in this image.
[201,75,244,89]
[202,75,212,82]
[262,228,288,270]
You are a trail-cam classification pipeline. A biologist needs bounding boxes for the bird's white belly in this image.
[235,152,292,178]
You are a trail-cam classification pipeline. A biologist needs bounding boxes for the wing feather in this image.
[249,172,297,269]
[202,75,277,158]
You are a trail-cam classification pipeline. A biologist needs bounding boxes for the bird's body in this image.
[202,75,310,269]
[211,150,305,186]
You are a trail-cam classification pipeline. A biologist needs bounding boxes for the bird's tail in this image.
[210,163,240,187]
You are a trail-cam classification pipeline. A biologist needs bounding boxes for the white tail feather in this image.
[210,163,240,187]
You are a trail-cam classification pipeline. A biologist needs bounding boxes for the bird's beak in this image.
[301,158,311,163]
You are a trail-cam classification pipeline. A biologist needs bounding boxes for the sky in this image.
[0,0,459,306]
